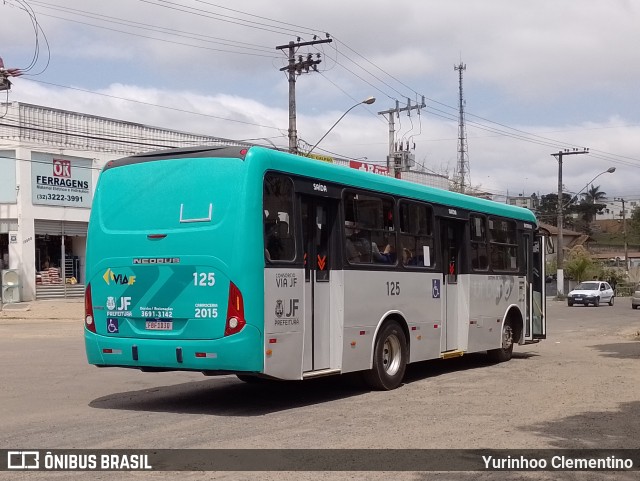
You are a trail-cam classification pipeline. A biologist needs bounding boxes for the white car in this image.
[567,281,615,307]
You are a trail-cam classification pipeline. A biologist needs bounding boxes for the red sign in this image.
[349,160,390,176]
[53,159,72,178]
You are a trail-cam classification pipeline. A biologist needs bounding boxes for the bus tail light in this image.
[225,281,246,336]
[85,283,96,333]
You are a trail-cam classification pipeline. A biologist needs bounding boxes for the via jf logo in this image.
[103,268,136,286]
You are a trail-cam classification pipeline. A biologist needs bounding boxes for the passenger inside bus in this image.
[372,242,396,263]
[345,225,371,263]
[264,211,294,262]
[402,248,415,266]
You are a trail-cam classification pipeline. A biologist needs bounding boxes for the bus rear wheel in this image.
[363,321,407,390]
[487,319,514,363]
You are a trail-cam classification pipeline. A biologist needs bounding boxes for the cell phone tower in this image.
[453,61,470,193]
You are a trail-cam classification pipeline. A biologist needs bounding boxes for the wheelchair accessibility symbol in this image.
[432,279,440,298]
[107,318,119,333]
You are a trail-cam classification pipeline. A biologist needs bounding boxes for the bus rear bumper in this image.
[84,325,263,373]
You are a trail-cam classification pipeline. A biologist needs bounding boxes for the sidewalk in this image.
[0,298,83,320]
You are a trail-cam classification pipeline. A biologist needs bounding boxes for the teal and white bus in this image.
[84,145,546,390]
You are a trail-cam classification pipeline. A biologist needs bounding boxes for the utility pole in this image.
[615,197,629,272]
[377,97,425,178]
[276,36,332,154]
[454,62,470,193]
[551,148,589,297]
[0,56,23,91]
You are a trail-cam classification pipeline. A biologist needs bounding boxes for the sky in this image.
[1,0,640,202]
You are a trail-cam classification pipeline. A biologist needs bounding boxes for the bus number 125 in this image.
[193,272,216,286]
[386,281,400,296]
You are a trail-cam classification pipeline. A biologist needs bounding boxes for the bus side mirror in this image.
[545,237,554,254]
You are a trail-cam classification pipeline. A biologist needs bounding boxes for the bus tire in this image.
[363,321,407,390]
[487,319,514,363]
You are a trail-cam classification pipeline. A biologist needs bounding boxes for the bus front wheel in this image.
[487,319,514,363]
[363,321,407,390]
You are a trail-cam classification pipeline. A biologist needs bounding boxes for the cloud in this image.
[2,0,640,199]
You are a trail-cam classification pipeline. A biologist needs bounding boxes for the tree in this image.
[629,206,640,240]
[536,193,577,228]
[573,184,607,233]
[564,246,596,283]
[584,184,607,204]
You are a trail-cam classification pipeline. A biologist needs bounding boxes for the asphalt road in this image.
[1,298,639,480]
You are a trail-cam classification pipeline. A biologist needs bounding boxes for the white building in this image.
[0,102,248,301]
[595,200,637,220]
[507,195,537,210]
[1,102,449,301]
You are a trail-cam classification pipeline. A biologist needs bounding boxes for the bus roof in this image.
[251,146,538,225]
[106,144,537,225]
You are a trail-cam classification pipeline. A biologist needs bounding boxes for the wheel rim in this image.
[501,325,513,350]
[382,334,402,376]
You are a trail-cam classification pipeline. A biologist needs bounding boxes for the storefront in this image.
[10,149,94,300]
[0,151,17,272]
[0,220,19,303]
[34,219,87,276]
[33,220,87,298]
[0,219,18,268]
[0,232,8,271]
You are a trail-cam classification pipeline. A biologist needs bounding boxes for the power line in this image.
[0,111,279,148]
[137,0,322,38]
[8,1,640,171]
[189,0,326,37]
[28,0,276,54]
[4,0,51,75]
[32,12,280,58]
[19,78,286,132]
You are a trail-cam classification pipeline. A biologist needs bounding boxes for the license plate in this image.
[145,321,173,331]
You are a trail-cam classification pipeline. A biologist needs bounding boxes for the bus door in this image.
[301,196,335,372]
[524,233,547,341]
[439,218,467,352]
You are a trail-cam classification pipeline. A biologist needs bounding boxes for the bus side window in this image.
[470,214,489,271]
[263,174,296,262]
[343,192,395,266]
[399,200,434,268]
[488,217,518,272]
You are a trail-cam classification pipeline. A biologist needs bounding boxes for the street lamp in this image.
[581,167,616,195]
[307,97,375,155]
[564,167,616,207]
